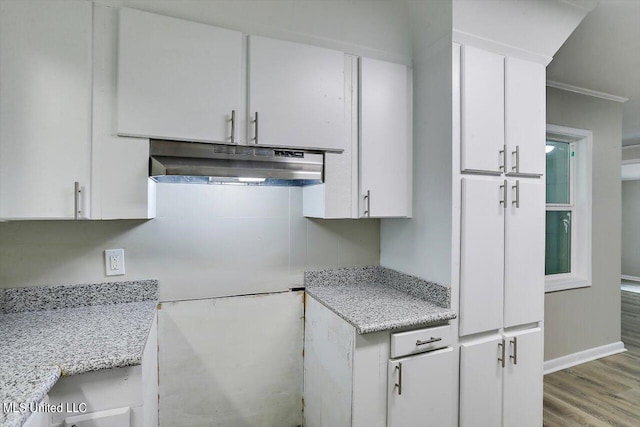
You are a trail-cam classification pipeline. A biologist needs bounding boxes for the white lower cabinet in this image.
[22,396,49,427]
[502,329,544,427]
[387,348,456,427]
[460,327,543,427]
[304,295,454,427]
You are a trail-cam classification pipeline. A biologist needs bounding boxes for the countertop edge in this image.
[306,289,457,335]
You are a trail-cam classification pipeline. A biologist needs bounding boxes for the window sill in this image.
[545,276,591,293]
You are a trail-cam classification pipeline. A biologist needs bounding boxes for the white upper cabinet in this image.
[460,45,545,176]
[359,57,412,218]
[0,0,92,219]
[504,180,545,328]
[93,5,155,220]
[248,36,345,151]
[459,177,505,335]
[461,45,505,174]
[117,8,243,144]
[505,57,545,176]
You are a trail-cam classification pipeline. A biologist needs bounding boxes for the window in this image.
[545,125,592,292]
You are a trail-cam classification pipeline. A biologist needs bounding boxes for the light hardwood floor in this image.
[543,344,640,426]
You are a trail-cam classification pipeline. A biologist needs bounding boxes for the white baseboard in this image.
[544,341,626,375]
[621,275,640,283]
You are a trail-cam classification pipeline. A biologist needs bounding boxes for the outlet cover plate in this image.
[105,249,125,276]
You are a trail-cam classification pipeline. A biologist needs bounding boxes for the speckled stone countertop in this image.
[0,280,158,427]
[305,267,456,334]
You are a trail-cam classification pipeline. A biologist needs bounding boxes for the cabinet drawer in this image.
[391,324,451,358]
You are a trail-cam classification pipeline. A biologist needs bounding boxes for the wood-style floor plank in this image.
[543,345,640,427]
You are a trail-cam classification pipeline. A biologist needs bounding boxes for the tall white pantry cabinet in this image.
[455,42,546,427]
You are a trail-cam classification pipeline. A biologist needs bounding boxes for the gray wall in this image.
[544,87,622,360]
[0,185,380,301]
[622,180,640,277]
[380,2,453,286]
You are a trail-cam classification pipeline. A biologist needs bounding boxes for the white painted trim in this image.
[546,80,628,103]
[452,30,551,65]
[545,277,590,293]
[544,341,626,375]
[545,125,593,294]
[622,275,640,283]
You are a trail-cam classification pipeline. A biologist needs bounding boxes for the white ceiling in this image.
[547,0,640,146]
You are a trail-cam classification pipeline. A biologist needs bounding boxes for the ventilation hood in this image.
[149,139,324,186]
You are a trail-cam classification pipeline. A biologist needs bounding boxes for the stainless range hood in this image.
[149,139,324,186]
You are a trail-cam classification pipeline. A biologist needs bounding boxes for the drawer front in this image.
[391,324,451,358]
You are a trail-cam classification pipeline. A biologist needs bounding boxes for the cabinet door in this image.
[387,347,456,427]
[117,8,242,143]
[360,58,411,218]
[0,0,92,219]
[505,57,545,176]
[461,46,505,173]
[504,180,545,327]
[460,337,503,427]
[460,177,505,336]
[248,36,344,150]
[503,328,543,427]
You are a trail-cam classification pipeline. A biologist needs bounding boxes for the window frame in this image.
[545,124,592,293]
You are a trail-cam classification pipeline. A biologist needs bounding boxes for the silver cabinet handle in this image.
[363,190,370,217]
[512,180,520,208]
[510,337,518,365]
[230,110,236,144]
[394,363,402,395]
[252,112,259,144]
[74,181,82,220]
[511,145,520,173]
[500,180,507,208]
[498,339,506,368]
[416,337,442,346]
[499,144,506,172]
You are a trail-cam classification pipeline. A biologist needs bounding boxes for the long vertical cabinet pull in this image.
[499,145,506,172]
[509,337,518,365]
[394,362,403,395]
[230,110,236,143]
[500,180,507,207]
[363,190,371,217]
[74,181,82,220]
[512,180,520,208]
[252,112,259,144]
[511,146,520,173]
[498,339,506,367]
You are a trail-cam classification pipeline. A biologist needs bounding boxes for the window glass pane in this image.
[545,211,571,275]
[546,140,571,204]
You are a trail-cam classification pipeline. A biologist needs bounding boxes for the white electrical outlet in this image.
[104,249,125,276]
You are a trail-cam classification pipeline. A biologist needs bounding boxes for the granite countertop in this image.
[305,266,456,334]
[0,280,158,427]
